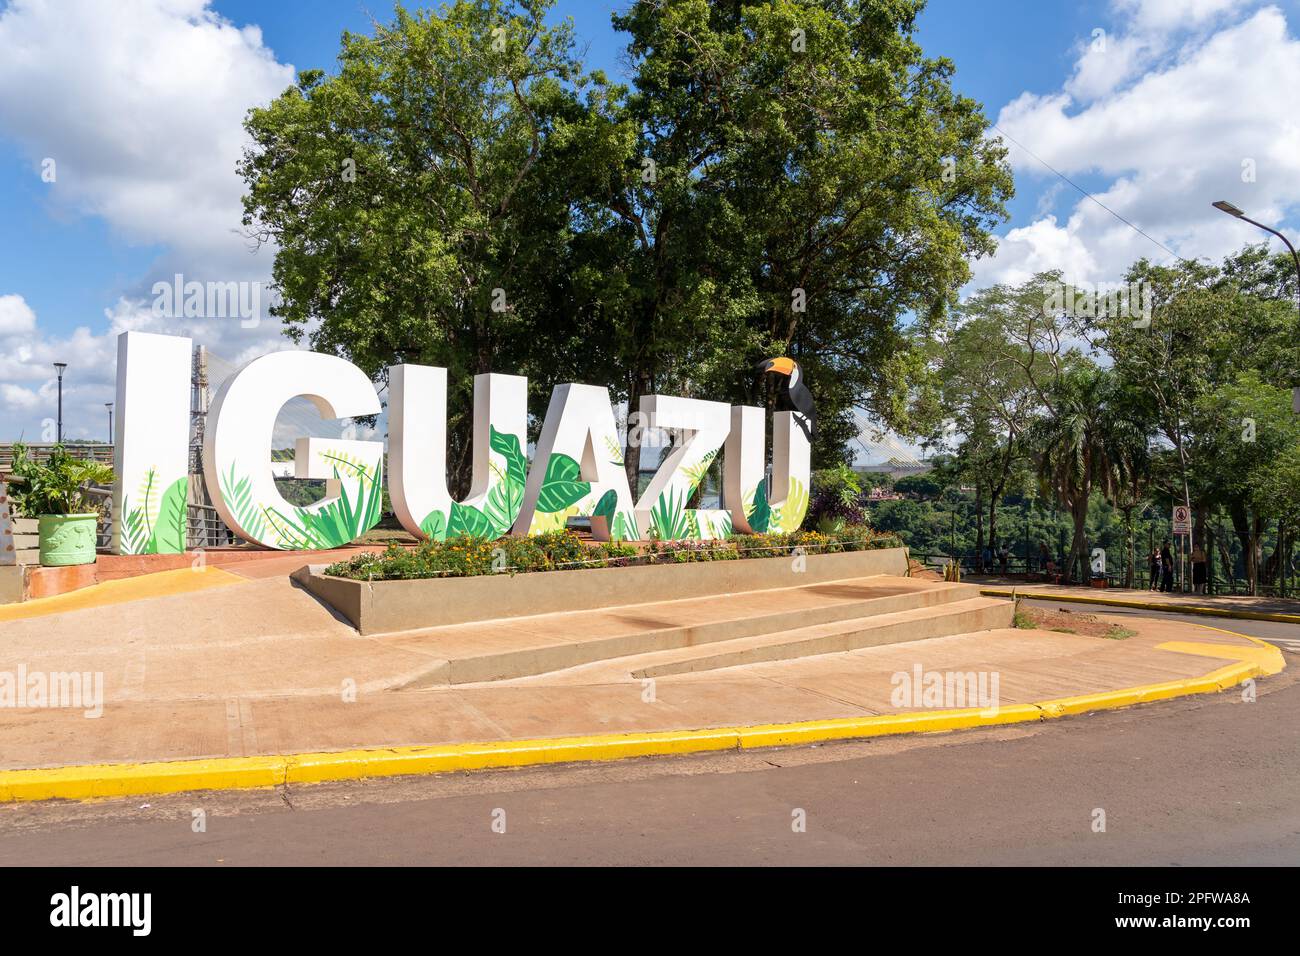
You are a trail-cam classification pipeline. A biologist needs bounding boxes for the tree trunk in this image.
[1216,520,1237,592]
[1067,495,1089,583]
[1251,515,1264,596]
[1264,518,1283,587]
[1229,504,1255,595]
[623,368,652,500]
[1123,506,1136,588]
[988,495,999,557]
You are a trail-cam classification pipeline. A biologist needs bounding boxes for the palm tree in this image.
[1030,369,1109,583]
[1097,384,1155,588]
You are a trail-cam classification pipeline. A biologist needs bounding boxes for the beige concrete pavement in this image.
[0,564,1278,772]
[971,575,1300,616]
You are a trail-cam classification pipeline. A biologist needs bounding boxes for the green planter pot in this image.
[38,513,100,567]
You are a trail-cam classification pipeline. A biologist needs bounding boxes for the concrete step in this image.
[393,576,990,686]
[622,597,1014,679]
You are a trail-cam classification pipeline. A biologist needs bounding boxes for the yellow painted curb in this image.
[0,623,1282,803]
[980,587,1300,624]
[733,704,1045,749]
[0,566,245,623]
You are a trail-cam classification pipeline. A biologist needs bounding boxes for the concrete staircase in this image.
[626,597,1011,678]
[394,575,1014,686]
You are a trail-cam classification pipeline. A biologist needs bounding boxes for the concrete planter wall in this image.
[294,546,909,635]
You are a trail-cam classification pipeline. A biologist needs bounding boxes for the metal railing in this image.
[81,484,238,553]
[913,549,1300,597]
[0,443,113,478]
[187,502,237,549]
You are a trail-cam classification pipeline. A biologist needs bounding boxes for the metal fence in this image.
[0,442,114,478]
[187,502,238,549]
[912,549,1298,597]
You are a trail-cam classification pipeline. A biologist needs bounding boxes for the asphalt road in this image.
[0,605,1297,867]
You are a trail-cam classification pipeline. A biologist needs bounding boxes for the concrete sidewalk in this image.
[971,575,1300,621]
[0,566,1284,784]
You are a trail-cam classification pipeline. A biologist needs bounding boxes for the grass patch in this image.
[1013,609,1036,629]
[1104,626,1137,640]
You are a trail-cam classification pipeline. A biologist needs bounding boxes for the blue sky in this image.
[1,0,1298,443]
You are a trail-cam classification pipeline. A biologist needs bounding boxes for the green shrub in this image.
[324,524,898,580]
[7,443,113,516]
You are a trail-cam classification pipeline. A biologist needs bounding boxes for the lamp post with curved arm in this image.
[1213,201,1300,595]
[1212,200,1300,409]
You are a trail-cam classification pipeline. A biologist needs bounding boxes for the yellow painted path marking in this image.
[0,566,245,623]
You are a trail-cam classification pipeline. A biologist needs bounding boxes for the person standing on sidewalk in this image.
[1191,547,1207,595]
[1149,548,1162,591]
[1160,541,1175,592]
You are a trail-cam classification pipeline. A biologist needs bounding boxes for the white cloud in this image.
[0,0,300,438]
[0,294,37,337]
[978,3,1300,290]
[0,0,293,276]
[1116,0,1253,31]
[1066,31,1161,102]
[0,384,42,412]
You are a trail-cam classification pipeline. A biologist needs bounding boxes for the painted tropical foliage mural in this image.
[742,476,809,535]
[525,447,639,540]
[200,419,807,551]
[219,449,383,550]
[119,468,188,555]
[645,448,732,540]
[418,426,528,540]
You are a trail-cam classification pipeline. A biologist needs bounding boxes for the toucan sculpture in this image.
[758,356,816,442]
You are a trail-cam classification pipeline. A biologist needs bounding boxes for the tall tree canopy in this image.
[597,0,1013,478]
[240,0,620,487]
[239,0,1012,491]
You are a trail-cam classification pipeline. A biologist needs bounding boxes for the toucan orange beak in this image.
[761,356,796,376]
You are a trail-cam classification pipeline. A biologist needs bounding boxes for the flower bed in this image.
[324,525,901,581]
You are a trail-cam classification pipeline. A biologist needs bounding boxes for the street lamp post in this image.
[106,402,114,444]
[1212,200,1300,401]
[1213,201,1300,595]
[52,362,67,444]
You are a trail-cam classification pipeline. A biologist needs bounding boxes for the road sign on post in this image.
[1172,504,1192,537]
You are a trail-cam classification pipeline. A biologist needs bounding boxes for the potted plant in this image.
[7,443,113,566]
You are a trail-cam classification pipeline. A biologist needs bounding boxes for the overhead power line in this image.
[991,123,1191,265]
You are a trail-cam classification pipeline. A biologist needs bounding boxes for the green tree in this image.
[240,0,618,492]
[603,0,1013,481]
[1029,367,1111,583]
[1096,382,1156,588]
[1192,371,1300,594]
[240,0,1011,499]
[932,280,1050,560]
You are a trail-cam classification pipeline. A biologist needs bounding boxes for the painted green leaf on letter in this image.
[146,476,188,554]
[420,508,448,541]
[536,452,589,513]
[746,480,770,533]
[481,425,527,534]
[592,489,617,521]
[448,501,496,538]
